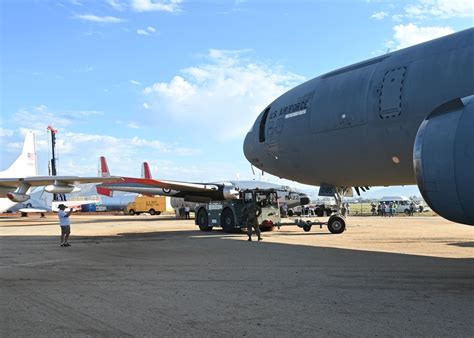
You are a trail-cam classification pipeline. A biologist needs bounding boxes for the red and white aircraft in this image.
[96,157,309,207]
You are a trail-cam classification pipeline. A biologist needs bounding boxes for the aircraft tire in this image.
[149,209,156,215]
[287,210,294,217]
[197,208,212,231]
[129,209,135,216]
[221,208,235,233]
[303,224,311,232]
[328,215,346,234]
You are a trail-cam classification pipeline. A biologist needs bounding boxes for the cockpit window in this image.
[259,107,270,143]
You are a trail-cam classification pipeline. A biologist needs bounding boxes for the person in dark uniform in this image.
[242,199,262,242]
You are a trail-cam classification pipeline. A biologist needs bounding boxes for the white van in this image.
[379,196,414,214]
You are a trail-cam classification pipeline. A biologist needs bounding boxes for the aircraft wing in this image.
[97,177,237,201]
[0,176,120,188]
[99,177,220,192]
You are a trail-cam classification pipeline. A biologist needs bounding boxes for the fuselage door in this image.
[379,67,406,119]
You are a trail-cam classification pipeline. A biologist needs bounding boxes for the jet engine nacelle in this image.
[6,192,30,203]
[44,185,81,194]
[413,96,474,225]
[222,184,239,200]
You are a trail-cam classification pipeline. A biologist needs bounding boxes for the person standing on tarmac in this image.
[242,199,262,242]
[58,204,72,247]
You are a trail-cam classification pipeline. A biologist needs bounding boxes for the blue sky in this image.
[1,0,473,192]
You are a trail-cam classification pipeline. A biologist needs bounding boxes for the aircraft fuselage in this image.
[244,28,473,187]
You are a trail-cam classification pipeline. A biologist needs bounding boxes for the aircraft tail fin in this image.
[0,131,37,178]
[98,156,110,177]
[97,156,113,196]
[141,162,152,179]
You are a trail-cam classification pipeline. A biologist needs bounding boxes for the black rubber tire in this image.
[287,210,294,217]
[328,215,346,234]
[129,209,135,215]
[404,209,410,215]
[303,224,311,232]
[156,211,161,215]
[149,209,156,215]
[197,208,212,231]
[221,208,236,233]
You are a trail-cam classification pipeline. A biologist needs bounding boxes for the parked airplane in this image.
[96,157,310,206]
[243,28,474,225]
[0,131,119,213]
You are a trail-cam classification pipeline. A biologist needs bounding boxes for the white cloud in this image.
[131,0,182,12]
[143,102,150,109]
[75,14,124,23]
[127,122,140,129]
[137,26,158,36]
[130,80,142,85]
[0,128,14,137]
[12,105,103,132]
[404,0,474,19]
[391,14,403,22]
[143,49,304,141]
[106,0,124,11]
[392,23,455,49]
[371,11,388,20]
[5,128,199,178]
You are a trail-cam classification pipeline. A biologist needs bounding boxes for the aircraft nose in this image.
[243,131,255,163]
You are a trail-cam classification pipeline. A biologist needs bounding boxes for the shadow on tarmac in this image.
[1,227,473,337]
[448,241,474,248]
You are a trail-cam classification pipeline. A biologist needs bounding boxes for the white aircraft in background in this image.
[0,131,118,213]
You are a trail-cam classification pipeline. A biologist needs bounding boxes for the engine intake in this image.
[413,96,474,225]
[7,193,30,203]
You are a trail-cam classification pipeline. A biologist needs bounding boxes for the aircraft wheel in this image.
[328,215,346,234]
[287,210,294,217]
[149,209,156,215]
[129,209,135,215]
[221,208,235,233]
[197,208,212,231]
[303,224,311,232]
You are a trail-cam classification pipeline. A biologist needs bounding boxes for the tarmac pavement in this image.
[1,214,473,336]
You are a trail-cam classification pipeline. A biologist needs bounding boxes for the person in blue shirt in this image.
[58,204,72,247]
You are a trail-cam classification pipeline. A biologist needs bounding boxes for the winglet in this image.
[141,162,152,179]
[98,156,110,178]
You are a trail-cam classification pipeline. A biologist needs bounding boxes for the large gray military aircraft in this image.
[244,28,473,225]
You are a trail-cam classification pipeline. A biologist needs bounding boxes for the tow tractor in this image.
[195,188,346,234]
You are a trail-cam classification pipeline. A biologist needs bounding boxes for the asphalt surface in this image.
[1,214,473,337]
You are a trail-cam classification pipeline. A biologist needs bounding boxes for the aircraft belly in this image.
[272,124,416,187]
